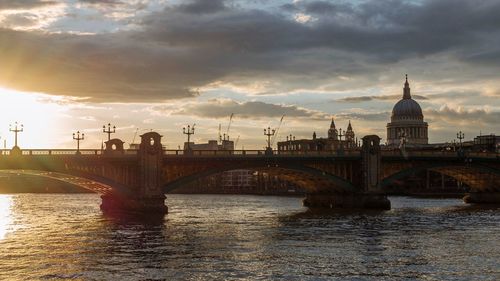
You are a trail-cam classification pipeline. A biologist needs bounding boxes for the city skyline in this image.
[0,0,499,149]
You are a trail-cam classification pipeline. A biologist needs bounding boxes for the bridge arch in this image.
[0,169,132,195]
[380,163,500,192]
[163,163,359,194]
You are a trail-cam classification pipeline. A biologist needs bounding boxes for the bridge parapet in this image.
[163,149,362,157]
[381,150,498,159]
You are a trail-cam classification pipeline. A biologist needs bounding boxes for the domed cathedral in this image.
[386,75,428,146]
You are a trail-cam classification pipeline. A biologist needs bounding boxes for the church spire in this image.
[328,117,338,140]
[403,74,411,99]
[330,117,336,129]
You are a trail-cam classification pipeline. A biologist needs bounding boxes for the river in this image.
[0,194,498,280]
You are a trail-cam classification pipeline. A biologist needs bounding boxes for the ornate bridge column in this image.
[361,135,381,192]
[359,135,390,209]
[100,132,168,214]
[137,132,168,213]
[303,135,390,210]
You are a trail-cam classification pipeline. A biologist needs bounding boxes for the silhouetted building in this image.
[277,118,357,151]
[184,139,234,150]
[473,134,500,153]
[386,75,428,147]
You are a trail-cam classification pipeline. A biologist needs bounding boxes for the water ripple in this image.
[0,194,498,280]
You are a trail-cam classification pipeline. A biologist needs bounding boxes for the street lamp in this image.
[183,124,195,151]
[264,127,275,155]
[457,131,464,148]
[73,131,85,155]
[103,123,116,141]
[9,122,23,150]
[457,131,465,157]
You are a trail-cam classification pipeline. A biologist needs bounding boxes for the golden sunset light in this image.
[0,0,498,280]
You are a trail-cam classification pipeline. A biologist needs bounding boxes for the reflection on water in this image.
[0,195,13,240]
[0,194,498,280]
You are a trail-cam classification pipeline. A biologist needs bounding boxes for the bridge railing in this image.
[163,150,362,157]
[381,150,498,158]
[0,149,142,156]
[0,149,104,156]
[0,148,495,158]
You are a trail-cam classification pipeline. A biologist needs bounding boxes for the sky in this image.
[0,0,498,149]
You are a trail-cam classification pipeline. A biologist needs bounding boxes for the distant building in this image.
[277,118,357,151]
[221,169,255,189]
[184,139,234,151]
[473,134,500,153]
[386,75,428,147]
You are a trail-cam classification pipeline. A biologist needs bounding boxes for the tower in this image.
[345,120,355,147]
[328,117,338,140]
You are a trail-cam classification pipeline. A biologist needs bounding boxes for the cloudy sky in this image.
[0,0,498,149]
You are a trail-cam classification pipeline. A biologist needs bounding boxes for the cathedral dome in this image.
[386,75,428,146]
[390,75,423,122]
[391,98,423,121]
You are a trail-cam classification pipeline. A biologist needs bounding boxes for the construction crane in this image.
[271,115,285,147]
[226,113,234,137]
[218,123,222,143]
[234,135,240,148]
[130,128,139,145]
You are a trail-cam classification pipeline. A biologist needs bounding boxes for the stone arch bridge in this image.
[0,132,498,214]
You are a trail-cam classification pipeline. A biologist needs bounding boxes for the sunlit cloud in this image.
[0,0,497,149]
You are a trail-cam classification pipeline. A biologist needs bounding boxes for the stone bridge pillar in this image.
[303,135,390,210]
[100,132,168,214]
[362,135,381,192]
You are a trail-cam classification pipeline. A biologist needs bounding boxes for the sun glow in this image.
[0,195,13,240]
[0,87,64,148]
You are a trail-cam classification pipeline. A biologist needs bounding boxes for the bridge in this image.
[0,132,498,214]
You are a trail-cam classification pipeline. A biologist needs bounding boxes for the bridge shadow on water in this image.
[101,209,167,226]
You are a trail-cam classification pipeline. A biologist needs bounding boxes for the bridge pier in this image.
[99,132,168,215]
[303,193,391,210]
[100,194,168,214]
[463,192,500,205]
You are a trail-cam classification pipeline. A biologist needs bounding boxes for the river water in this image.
[0,194,498,280]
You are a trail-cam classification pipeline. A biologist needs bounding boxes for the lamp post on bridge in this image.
[457,131,465,157]
[457,131,464,148]
[9,122,23,155]
[73,131,85,155]
[103,123,116,141]
[338,128,344,155]
[183,124,195,151]
[264,127,275,155]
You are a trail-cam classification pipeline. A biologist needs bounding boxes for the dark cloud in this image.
[154,99,326,119]
[0,0,499,102]
[303,1,351,15]
[425,106,500,125]
[336,94,427,103]
[176,0,227,14]
[0,0,57,10]
[143,0,500,56]
[78,0,123,5]
[0,29,203,102]
[335,111,390,122]
[335,90,490,103]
